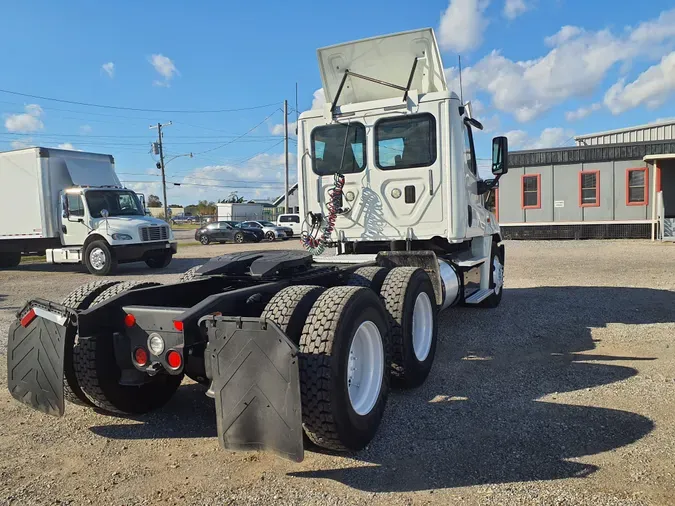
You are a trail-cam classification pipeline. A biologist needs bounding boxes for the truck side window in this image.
[464,123,477,175]
[375,114,437,170]
[311,123,366,175]
[67,194,85,217]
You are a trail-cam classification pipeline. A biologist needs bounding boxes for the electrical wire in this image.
[192,110,281,155]
[0,89,282,114]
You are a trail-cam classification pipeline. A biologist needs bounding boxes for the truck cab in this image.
[57,186,176,274]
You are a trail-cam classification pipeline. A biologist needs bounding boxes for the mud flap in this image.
[7,301,72,416]
[201,316,303,462]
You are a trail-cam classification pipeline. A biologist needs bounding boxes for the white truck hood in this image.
[93,216,171,234]
[317,28,447,107]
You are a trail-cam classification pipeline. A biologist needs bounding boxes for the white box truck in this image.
[0,147,177,275]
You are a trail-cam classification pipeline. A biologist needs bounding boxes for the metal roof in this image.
[575,119,675,146]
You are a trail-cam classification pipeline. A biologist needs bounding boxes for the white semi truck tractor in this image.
[0,147,177,274]
[7,29,507,461]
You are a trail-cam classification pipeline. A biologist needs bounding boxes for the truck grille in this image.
[140,225,169,242]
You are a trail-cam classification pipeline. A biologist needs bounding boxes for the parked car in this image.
[277,214,301,236]
[241,220,293,241]
[171,214,194,225]
[194,221,263,245]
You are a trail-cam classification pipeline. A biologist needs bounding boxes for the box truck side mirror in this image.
[492,136,508,176]
[61,194,70,219]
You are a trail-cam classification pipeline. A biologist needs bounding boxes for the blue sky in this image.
[2,0,675,205]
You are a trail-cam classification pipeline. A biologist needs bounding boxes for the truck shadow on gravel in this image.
[290,285,671,492]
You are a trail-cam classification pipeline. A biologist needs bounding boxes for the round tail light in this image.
[166,350,182,369]
[134,347,148,366]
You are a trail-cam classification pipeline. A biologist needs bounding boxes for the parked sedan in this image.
[241,220,294,241]
[194,221,263,245]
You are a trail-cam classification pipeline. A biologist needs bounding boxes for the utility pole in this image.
[150,121,172,222]
[283,100,289,214]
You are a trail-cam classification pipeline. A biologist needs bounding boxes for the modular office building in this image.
[497,120,675,241]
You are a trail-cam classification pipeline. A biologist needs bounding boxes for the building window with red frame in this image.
[522,174,541,209]
[579,170,600,207]
[627,168,648,205]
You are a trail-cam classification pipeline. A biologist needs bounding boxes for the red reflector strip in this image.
[124,314,136,327]
[20,309,37,328]
[166,350,182,369]
[173,320,184,331]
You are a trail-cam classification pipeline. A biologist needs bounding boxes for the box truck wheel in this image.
[299,286,391,451]
[84,240,116,276]
[261,285,326,344]
[145,251,173,269]
[61,280,121,406]
[480,242,504,308]
[72,281,183,414]
[346,266,390,293]
[0,251,21,268]
[380,267,438,389]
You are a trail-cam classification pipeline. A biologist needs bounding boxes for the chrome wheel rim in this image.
[200,235,209,244]
[493,256,504,295]
[412,292,434,361]
[347,321,384,416]
[235,233,243,243]
[266,231,275,241]
[89,248,106,270]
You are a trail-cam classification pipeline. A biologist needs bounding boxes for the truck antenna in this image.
[458,55,464,105]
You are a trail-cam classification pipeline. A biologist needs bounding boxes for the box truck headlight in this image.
[112,233,133,240]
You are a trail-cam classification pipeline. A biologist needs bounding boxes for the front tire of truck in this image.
[73,281,183,414]
[480,241,504,309]
[0,251,21,268]
[380,267,438,389]
[299,286,391,452]
[84,240,116,276]
[145,251,173,269]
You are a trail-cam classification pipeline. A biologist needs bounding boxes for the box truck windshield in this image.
[85,190,144,218]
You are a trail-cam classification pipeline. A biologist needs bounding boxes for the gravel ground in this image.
[0,239,674,505]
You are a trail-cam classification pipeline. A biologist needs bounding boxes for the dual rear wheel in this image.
[261,266,439,452]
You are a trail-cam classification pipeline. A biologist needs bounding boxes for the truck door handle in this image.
[429,170,434,195]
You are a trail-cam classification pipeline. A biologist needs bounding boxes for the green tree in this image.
[147,194,162,208]
[220,192,245,204]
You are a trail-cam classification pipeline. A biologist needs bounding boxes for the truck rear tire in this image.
[299,286,391,451]
[61,280,122,406]
[145,251,173,269]
[346,266,389,293]
[73,281,183,414]
[0,251,21,268]
[178,264,203,282]
[380,267,438,389]
[261,285,326,344]
[84,240,116,276]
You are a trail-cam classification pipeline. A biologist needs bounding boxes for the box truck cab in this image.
[0,147,177,274]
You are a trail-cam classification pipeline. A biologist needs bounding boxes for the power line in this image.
[121,179,285,189]
[0,89,282,114]
[192,110,281,155]
[0,132,285,140]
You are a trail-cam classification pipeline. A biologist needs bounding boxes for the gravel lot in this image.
[1,240,674,505]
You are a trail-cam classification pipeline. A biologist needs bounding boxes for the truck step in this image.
[464,288,494,304]
[452,252,488,268]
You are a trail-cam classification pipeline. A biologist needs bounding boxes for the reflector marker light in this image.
[173,320,184,331]
[134,347,148,366]
[20,309,37,328]
[124,314,136,327]
[166,350,182,369]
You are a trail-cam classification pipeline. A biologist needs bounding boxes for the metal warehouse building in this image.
[497,120,675,241]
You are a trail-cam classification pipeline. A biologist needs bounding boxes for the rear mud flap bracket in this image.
[201,316,303,462]
[7,301,73,416]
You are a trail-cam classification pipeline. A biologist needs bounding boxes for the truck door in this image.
[61,192,90,246]
[463,121,489,237]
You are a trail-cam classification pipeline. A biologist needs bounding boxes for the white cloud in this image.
[445,8,675,122]
[438,0,489,53]
[311,88,326,110]
[149,54,179,86]
[101,62,115,78]
[4,104,44,133]
[565,102,602,121]
[504,127,574,150]
[604,52,675,114]
[10,138,34,150]
[504,0,529,19]
[80,124,92,134]
[269,121,297,137]
[56,143,77,151]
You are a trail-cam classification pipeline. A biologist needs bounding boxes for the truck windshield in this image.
[85,190,144,217]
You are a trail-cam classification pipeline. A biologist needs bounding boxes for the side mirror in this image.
[101,209,109,219]
[492,136,509,176]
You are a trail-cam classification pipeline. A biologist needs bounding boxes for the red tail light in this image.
[173,320,184,331]
[166,350,182,369]
[124,314,136,327]
[134,347,148,366]
[20,309,37,328]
